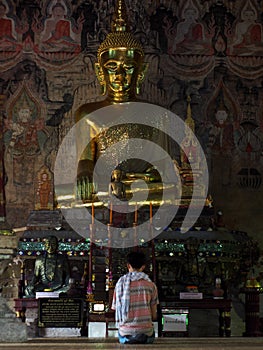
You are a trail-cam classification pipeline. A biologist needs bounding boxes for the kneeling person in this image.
[111,251,159,344]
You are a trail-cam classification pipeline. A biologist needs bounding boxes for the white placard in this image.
[179,292,203,299]
[162,314,188,332]
[35,292,60,299]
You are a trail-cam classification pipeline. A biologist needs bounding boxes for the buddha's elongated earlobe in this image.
[136,62,148,95]
[136,81,140,95]
[95,62,106,95]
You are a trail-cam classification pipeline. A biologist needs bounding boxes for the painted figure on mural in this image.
[169,0,211,55]
[38,0,83,53]
[0,1,21,52]
[10,107,40,186]
[229,0,262,55]
[4,90,47,199]
[36,169,53,210]
[207,102,235,154]
[205,97,236,187]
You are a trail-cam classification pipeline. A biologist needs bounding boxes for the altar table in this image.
[159,298,232,337]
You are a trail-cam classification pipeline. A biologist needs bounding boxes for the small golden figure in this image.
[109,169,126,200]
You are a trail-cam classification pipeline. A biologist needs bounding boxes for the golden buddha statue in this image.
[76,0,169,201]
[109,169,126,200]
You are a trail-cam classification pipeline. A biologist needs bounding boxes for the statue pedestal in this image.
[242,288,263,337]
[0,296,27,342]
[39,327,81,337]
[14,297,85,337]
[111,202,129,226]
[14,298,38,337]
[25,306,39,338]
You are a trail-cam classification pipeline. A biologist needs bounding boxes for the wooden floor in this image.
[0,338,263,350]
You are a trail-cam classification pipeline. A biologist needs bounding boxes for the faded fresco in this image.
[0,0,262,246]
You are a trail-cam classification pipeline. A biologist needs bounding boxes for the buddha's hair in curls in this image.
[97,32,144,61]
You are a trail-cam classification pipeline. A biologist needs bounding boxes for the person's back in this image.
[111,251,159,344]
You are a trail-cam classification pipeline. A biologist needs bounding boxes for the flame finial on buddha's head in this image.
[97,0,144,61]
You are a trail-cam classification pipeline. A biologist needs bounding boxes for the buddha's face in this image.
[96,49,146,102]
[0,4,7,18]
[183,8,197,21]
[52,4,65,20]
[112,170,121,181]
[42,173,48,181]
[215,109,228,125]
[242,9,256,23]
[45,236,58,254]
[18,108,31,123]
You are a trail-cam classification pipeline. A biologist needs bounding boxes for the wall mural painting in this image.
[225,0,263,78]
[0,0,86,68]
[33,0,83,62]
[166,0,213,56]
[0,0,23,64]
[228,0,263,56]
[0,59,49,102]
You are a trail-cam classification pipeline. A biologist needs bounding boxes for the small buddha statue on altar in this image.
[212,277,224,298]
[182,237,201,288]
[109,169,126,200]
[24,235,70,297]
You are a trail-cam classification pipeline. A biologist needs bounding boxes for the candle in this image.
[133,222,138,246]
[134,203,138,224]
[110,202,113,224]
[92,203,94,224]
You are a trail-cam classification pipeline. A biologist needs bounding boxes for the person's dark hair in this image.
[0,3,7,10]
[127,251,146,269]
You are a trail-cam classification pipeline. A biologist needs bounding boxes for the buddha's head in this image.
[112,169,122,181]
[44,235,58,254]
[95,0,148,102]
